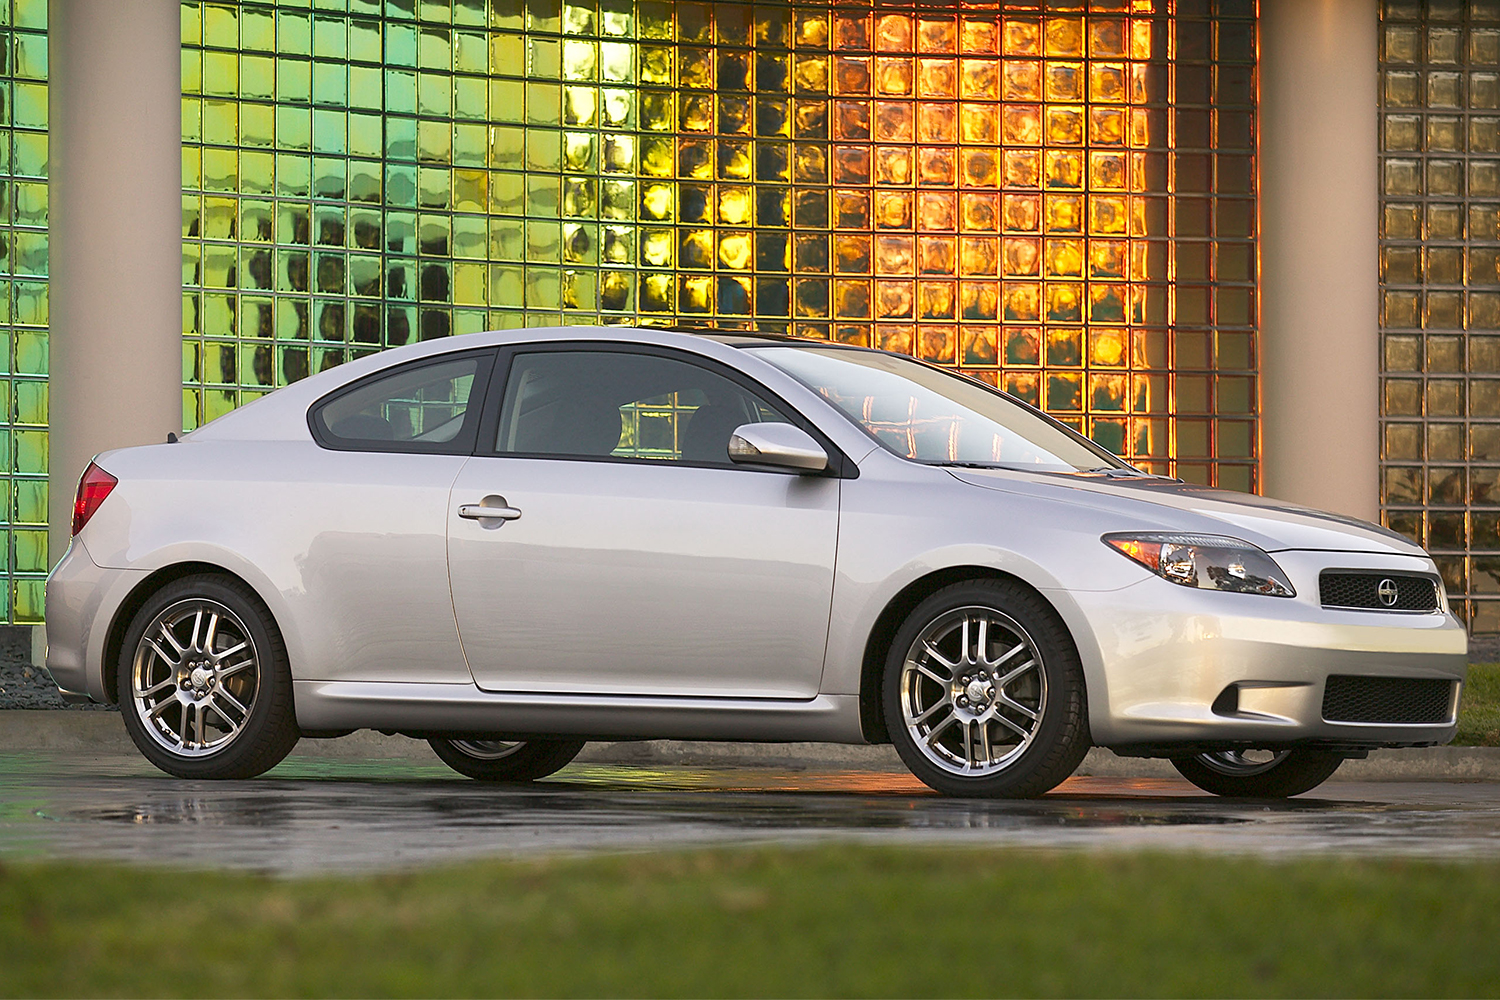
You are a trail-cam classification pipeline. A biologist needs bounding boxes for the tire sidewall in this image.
[882,580,1089,798]
[1172,749,1344,798]
[118,575,297,779]
[428,737,587,782]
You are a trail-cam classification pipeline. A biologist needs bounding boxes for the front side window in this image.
[752,345,1122,473]
[312,355,483,451]
[496,350,787,465]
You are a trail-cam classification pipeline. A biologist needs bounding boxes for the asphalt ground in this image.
[3,731,1500,875]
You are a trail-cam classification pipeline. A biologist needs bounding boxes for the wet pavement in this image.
[2,751,1499,874]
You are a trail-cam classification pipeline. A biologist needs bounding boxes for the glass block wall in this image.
[180,0,1259,492]
[1381,0,1500,631]
[0,0,50,625]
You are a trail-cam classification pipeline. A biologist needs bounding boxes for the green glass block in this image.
[278,10,313,57]
[12,428,43,475]
[182,48,203,96]
[12,281,44,327]
[12,231,44,277]
[277,298,310,340]
[183,388,202,431]
[241,6,276,51]
[13,577,43,622]
[349,19,382,63]
[314,14,349,61]
[182,1,202,45]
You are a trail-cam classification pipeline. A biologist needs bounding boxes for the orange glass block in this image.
[1091,62,1128,103]
[1088,284,1128,323]
[835,145,871,184]
[918,236,954,275]
[875,146,913,185]
[835,10,871,51]
[918,146,956,185]
[876,279,915,318]
[1047,372,1084,412]
[1089,239,1128,278]
[1130,18,1153,59]
[960,280,999,321]
[960,326,996,365]
[1044,194,1083,233]
[919,280,956,318]
[875,101,915,142]
[1044,17,1085,58]
[875,324,914,355]
[1089,150,1127,190]
[917,103,957,143]
[1002,18,1041,57]
[1089,194,1128,234]
[961,192,999,232]
[1005,371,1040,406]
[836,190,871,229]
[1003,282,1042,322]
[1090,373,1128,411]
[1003,149,1042,187]
[917,58,958,98]
[960,103,999,144]
[875,190,913,229]
[834,100,871,140]
[834,279,871,318]
[876,13,913,52]
[1001,104,1042,145]
[961,58,1000,99]
[794,144,828,183]
[876,56,914,95]
[1044,149,1084,189]
[1002,59,1043,101]
[1129,63,1150,104]
[1089,17,1129,58]
[961,17,999,55]
[876,235,916,274]
[1090,107,1127,145]
[1004,326,1042,365]
[1002,192,1042,232]
[1046,106,1085,144]
[962,149,1000,188]
[835,56,872,95]
[921,324,957,364]
[1046,283,1084,323]
[1046,328,1082,366]
[1045,62,1084,102]
[1002,237,1041,277]
[960,236,999,275]
[1045,238,1084,278]
[794,234,829,273]
[718,232,752,270]
[1089,327,1129,366]
[918,15,957,54]
[919,192,957,231]
[794,278,830,318]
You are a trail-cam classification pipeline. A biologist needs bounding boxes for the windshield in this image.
[749,346,1125,473]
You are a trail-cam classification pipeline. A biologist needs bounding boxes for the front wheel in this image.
[1171,749,1344,798]
[883,579,1090,798]
[428,737,586,781]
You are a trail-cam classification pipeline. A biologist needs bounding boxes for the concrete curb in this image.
[2,709,1498,781]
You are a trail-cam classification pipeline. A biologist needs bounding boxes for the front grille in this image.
[1322,675,1455,725]
[1319,572,1440,612]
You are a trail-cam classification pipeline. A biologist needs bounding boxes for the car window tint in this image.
[317,357,480,448]
[496,351,788,464]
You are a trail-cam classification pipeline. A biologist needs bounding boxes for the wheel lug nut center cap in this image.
[964,679,989,705]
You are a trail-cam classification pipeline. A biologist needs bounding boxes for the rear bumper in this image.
[1069,552,1468,752]
[44,539,148,705]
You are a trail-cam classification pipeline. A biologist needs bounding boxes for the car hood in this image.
[948,468,1426,557]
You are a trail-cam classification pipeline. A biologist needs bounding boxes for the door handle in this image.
[458,503,522,521]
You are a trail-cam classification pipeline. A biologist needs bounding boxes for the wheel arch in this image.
[857,565,1083,744]
[101,561,277,705]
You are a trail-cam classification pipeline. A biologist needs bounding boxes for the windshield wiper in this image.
[1077,466,1181,481]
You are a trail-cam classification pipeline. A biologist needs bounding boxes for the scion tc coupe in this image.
[45,327,1467,797]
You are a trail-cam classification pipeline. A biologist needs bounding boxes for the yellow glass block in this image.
[917,15,955,54]
[1089,107,1127,147]
[1002,60,1043,103]
[680,94,713,132]
[960,59,999,100]
[1089,240,1128,279]
[962,149,999,189]
[717,187,752,226]
[1046,371,1083,412]
[920,325,956,365]
[1044,239,1083,278]
[678,139,712,179]
[1089,151,1127,191]
[1041,194,1081,233]
[1044,62,1083,103]
[959,103,998,144]
[959,236,998,276]
[1088,195,1128,235]
[916,58,957,98]
[1090,62,1127,104]
[960,192,997,232]
[718,232,753,270]
[917,103,957,144]
[1043,149,1083,189]
[961,16,998,55]
[641,229,673,268]
[1088,284,1128,324]
[918,238,956,275]
[1003,281,1041,322]
[1002,104,1042,145]
[719,96,752,135]
[1089,17,1128,58]
[795,54,830,94]
[1000,150,1040,189]
[875,191,912,229]
[834,279,871,319]
[873,147,912,186]
[718,141,752,181]
[918,281,955,319]
[876,56,914,96]
[1000,237,1040,277]
[1044,16,1084,57]
[960,280,998,321]
[874,280,914,322]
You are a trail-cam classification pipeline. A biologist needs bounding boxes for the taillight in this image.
[72,462,117,536]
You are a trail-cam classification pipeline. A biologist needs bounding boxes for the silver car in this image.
[45,327,1467,798]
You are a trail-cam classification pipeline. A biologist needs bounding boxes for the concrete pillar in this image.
[47,0,182,567]
[1259,0,1381,521]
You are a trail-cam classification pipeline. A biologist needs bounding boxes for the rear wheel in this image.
[1171,748,1344,797]
[883,579,1090,798]
[428,737,585,781]
[118,575,299,779]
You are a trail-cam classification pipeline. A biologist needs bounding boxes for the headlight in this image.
[1102,533,1296,597]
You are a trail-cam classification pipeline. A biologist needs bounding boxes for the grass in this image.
[4,845,1500,997]
[1458,662,1500,745]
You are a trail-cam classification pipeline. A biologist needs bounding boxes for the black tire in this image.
[428,737,586,781]
[118,574,299,779]
[1171,749,1344,798]
[882,579,1090,798]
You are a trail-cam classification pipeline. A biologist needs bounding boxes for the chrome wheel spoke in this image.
[217,657,255,679]
[920,641,957,672]
[158,623,186,656]
[995,658,1037,688]
[912,660,950,685]
[912,699,951,726]
[137,677,176,699]
[202,613,221,654]
[997,692,1040,722]
[924,712,958,746]
[992,642,1029,669]
[213,640,248,664]
[148,697,176,721]
[979,721,993,765]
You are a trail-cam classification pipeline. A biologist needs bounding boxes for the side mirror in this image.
[728,423,829,473]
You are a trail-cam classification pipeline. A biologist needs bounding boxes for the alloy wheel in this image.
[899,605,1048,776]
[130,598,261,758]
[450,739,526,760]
[1194,749,1293,776]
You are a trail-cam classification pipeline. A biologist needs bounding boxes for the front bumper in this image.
[1069,549,1468,752]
